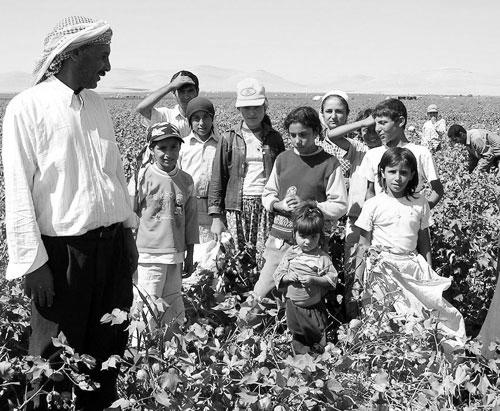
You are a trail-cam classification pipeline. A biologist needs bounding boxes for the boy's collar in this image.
[153,163,179,176]
[293,146,322,156]
[466,131,471,145]
[173,104,187,119]
[384,137,406,148]
[189,130,218,144]
[234,120,271,136]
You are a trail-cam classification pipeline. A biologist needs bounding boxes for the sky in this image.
[1,0,499,84]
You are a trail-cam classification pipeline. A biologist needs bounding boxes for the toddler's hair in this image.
[292,204,324,237]
[373,98,407,127]
[355,108,376,133]
[171,70,199,91]
[321,94,350,116]
[447,124,466,140]
[284,106,322,136]
[377,147,419,198]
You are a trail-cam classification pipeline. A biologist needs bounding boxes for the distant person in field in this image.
[273,205,337,352]
[359,98,444,209]
[354,147,466,349]
[136,70,199,136]
[178,96,219,265]
[323,108,382,319]
[208,78,285,270]
[421,104,446,151]
[130,122,198,332]
[2,16,138,410]
[447,124,500,175]
[255,106,347,298]
[317,90,352,179]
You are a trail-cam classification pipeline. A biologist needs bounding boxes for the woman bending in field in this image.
[354,147,465,349]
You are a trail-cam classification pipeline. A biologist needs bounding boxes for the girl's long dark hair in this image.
[377,147,419,198]
[284,106,322,136]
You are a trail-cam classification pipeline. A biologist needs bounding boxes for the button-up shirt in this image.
[421,118,446,149]
[466,129,500,172]
[178,131,218,226]
[142,104,191,138]
[359,141,439,195]
[2,76,133,279]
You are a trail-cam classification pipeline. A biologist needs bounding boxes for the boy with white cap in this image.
[421,104,446,151]
[132,122,199,331]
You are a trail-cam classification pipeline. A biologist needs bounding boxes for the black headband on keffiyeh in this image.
[33,16,112,85]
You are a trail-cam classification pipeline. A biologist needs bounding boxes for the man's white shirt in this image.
[2,76,133,279]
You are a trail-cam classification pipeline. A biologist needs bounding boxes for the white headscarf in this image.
[318,89,349,129]
[33,16,112,85]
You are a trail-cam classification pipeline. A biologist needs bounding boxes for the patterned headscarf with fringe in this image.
[33,16,112,85]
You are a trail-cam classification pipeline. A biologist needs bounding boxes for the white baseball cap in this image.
[235,78,267,108]
[427,104,438,113]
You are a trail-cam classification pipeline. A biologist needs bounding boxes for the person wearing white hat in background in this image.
[208,78,285,272]
[421,104,446,151]
[2,16,138,410]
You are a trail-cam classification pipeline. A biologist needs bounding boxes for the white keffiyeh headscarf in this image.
[33,16,112,85]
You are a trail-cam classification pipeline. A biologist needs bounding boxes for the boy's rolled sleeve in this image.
[320,254,338,288]
[358,151,373,182]
[354,198,374,233]
[208,137,228,215]
[420,198,432,230]
[185,181,199,245]
[261,163,281,212]
[273,247,294,290]
[317,164,348,221]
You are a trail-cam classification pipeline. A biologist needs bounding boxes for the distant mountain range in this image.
[1,66,499,96]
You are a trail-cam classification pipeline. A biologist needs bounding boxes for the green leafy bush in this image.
[0,95,498,409]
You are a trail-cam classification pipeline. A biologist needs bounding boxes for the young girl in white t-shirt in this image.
[354,147,466,348]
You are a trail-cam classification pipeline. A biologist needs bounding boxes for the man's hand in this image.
[124,227,139,273]
[184,251,194,276]
[24,263,55,307]
[170,75,195,91]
